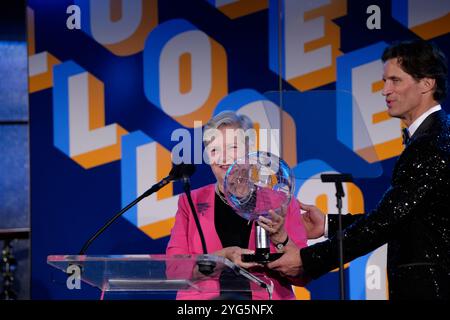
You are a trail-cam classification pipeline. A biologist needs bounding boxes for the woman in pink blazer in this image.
[166,111,308,300]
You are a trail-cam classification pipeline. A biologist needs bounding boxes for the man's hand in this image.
[299,201,326,239]
[266,241,304,278]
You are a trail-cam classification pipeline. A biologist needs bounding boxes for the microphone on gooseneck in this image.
[141,163,196,197]
[78,163,196,255]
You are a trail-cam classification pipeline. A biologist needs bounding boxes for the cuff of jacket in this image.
[300,240,336,280]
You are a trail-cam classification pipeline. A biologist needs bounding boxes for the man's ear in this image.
[420,77,436,94]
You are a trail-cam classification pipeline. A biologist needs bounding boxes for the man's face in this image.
[382,58,424,122]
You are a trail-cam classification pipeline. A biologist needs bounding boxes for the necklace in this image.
[216,182,256,205]
[215,183,230,206]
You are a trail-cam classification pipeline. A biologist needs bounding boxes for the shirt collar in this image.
[407,104,442,137]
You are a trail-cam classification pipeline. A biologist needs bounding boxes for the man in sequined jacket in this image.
[267,40,450,300]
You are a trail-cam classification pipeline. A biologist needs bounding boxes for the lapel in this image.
[409,109,447,143]
[192,184,222,252]
[196,184,258,251]
[393,109,447,180]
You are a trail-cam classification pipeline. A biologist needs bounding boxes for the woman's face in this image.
[205,124,247,191]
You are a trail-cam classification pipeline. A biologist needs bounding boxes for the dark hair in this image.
[382,40,448,102]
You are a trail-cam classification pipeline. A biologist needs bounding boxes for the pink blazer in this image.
[166,184,308,300]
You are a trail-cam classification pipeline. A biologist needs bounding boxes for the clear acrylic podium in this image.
[47,254,274,299]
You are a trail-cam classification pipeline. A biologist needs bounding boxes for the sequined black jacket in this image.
[301,109,450,299]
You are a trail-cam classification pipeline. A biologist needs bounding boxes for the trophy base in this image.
[241,252,283,264]
[196,259,216,275]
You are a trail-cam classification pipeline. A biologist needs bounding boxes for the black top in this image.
[214,190,253,299]
[214,191,252,248]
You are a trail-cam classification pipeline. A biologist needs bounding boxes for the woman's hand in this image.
[257,208,288,245]
[214,246,261,269]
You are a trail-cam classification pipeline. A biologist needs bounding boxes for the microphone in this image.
[141,163,196,197]
[78,163,195,255]
[320,173,353,183]
[320,173,353,204]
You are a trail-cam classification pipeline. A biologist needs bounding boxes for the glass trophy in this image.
[223,151,294,263]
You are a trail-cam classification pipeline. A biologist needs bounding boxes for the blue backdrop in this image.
[28,0,450,299]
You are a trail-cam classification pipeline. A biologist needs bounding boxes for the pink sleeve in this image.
[166,194,191,256]
[285,198,309,286]
[285,198,308,249]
